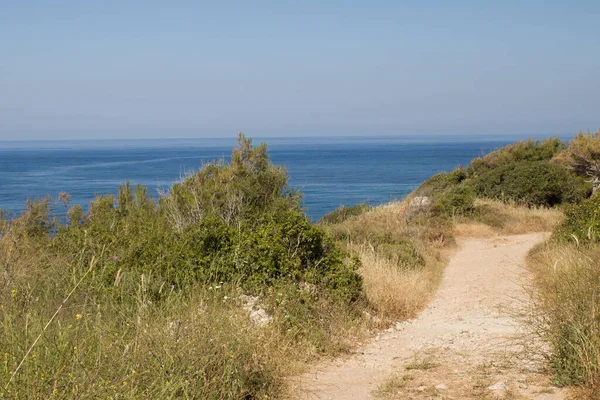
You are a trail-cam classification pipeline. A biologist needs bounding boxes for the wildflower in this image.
[75,313,82,320]
[110,255,119,261]
[122,381,127,385]
[10,289,16,298]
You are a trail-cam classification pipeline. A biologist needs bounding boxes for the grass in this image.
[0,248,366,399]
[373,373,415,398]
[0,193,566,398]
[322,199,453,324]
[525,242,600,390]
[453,199,563,237]
[405,355,438,371]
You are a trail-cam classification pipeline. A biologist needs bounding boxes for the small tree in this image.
[553,130,600,193]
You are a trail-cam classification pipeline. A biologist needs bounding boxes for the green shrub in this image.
[552,130,600,194]
[416,138,585,212]
[468,137,565,175]
[432,185,476,217]
[320,204,373,225]
[49,134,363,303]
[415,168,467,198]
[0,135,367,399]
[554,192,600,244]
[471,161,590,207]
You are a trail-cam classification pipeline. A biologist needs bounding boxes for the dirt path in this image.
[293,233,566,399]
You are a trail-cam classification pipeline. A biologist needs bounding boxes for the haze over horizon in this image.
[1,1,599,141]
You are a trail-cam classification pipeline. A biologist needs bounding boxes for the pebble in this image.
[487,381,508,391]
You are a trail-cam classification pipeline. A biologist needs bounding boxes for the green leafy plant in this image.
[470,161,590,207]
[554,192,600,245]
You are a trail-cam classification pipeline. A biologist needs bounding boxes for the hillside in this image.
[2,132,600,399]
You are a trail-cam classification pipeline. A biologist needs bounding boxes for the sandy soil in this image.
[292,233,567,399]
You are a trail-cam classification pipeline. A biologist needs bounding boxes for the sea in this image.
[0,134,554,221]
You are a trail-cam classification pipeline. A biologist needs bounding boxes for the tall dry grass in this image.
[323,197,563,325]
[323,200,452,324]
[453,199,563,237]
[526,242,600,391]
[357,245,444,321]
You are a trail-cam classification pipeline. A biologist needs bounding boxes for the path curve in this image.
[293,233,566,399]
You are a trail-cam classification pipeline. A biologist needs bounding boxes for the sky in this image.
[1,1,599,140]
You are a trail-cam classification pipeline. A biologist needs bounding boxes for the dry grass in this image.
[324,200,452,324]
[525,242,600,390]
[358,245,443,321]
[454,199,563,237]
[324,198,562,326]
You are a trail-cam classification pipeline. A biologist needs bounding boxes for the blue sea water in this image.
[0,135,550,221]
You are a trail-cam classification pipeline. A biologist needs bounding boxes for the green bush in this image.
[415,168,467,198]
[50,134,363,303]
[0,135,367,399]
[416,138,586,211]
[554,192,600,245]
[320,204,373,224]
[471,161,590,207]
[468,137,565,175]
[431,185,476,217]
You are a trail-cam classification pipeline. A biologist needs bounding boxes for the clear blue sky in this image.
[1,1,599,140]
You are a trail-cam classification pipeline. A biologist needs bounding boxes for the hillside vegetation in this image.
[396,131,600,396]
[415,137,591,218]
[322,131,600,397]
[526,165,600,397]
[0,135,365,399]
[2,131,599,398]
[499,131,600,398]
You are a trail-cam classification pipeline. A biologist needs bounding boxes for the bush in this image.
[415,168,467,198]
[471,161,590,207]
[50,134,362,303]
[468,137,565,175]
[552,130,600,193]
[416,138,586,212]
[432,185,476,217]
[0,135,366,398]
[320,204,373,225]
[554,192,600,245]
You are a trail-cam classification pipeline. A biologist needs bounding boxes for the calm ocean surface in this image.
[0,135,550,221]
